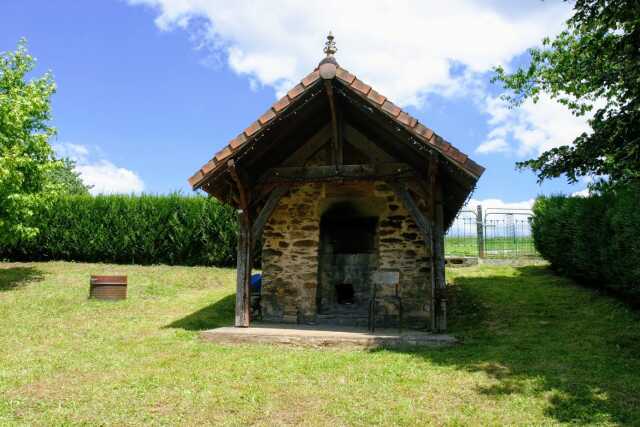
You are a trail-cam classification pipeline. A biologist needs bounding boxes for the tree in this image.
[493,0,640,188]
[0,39,62,245]
[46,157,91,195]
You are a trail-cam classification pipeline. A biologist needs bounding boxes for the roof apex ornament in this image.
[323,31,337,57]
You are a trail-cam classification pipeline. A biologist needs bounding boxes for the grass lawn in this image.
[1,261,639,426]
[445,236,538,258]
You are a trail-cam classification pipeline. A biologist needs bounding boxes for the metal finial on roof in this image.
[323,31,337,57]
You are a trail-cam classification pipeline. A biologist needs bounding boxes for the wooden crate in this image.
[89,275,127,300]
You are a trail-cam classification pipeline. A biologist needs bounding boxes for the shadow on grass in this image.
[166,293,235,331]
[0,266,44,292]
[385,265,640,425]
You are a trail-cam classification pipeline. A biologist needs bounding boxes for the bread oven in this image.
[188,34,485,331]
[317,201,378,326]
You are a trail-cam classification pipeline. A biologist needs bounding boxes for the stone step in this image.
[316,312,369,327]
[317,310,368,319]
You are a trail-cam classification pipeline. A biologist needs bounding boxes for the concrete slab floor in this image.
[200,323,457,349]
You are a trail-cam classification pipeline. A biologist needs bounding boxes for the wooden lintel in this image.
[324,80,342,166]
[259,163,414,185]
[251,185,289,246]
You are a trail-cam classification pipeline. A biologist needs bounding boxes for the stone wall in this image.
[260,180,433,328]
[374,182,432,327]
[261,183,323,323]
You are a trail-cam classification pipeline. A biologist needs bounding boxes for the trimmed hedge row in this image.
[0,194,238,266]
[532,184,640,303]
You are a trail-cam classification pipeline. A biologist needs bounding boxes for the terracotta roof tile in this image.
[397,112,417,128]
[272,95,291,112]
[448,146,468,165]
[214,147,232,162]
[414,123,434,140]
[381,100,401,117]
[229,133,247,150]
[189,64,485,190]
[188,171,204,187]
[244,121,261,137]
[259,108,276,125]
[201,159,217,175]
[465,158,486,176]
[351,79,371,95]
[301,69,320,87]
[287,84,305,100]
[367,89,386,106]
[335,67,356,84]
[431,135,451,153]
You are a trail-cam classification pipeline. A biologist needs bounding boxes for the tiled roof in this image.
[189,66,484,189]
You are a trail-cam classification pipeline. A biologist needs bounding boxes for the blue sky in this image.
[1,0,590,206]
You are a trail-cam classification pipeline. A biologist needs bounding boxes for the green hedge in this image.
[0,194,238,266]
[532,184,640,302]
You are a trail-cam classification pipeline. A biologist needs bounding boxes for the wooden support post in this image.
[235,210,252,327]
[428,156,437,331]
[433,161,447,332]
[228,159,252,327]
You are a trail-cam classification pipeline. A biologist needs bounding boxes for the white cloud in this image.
[54,143,145,195]
[476,137,509,154]
[571,188,590,197]
[127,0,571,107]
[76,161,145,195]
[477,94,595,156]
[465,197,534,210]
[54,142,90,163]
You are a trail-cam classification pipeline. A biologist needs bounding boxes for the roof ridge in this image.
[189,65,484,189]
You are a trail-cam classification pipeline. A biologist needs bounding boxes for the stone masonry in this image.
[260,180,433,328]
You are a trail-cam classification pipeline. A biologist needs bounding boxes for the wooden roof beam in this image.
[258,163,414,185]
[324,80,342,166]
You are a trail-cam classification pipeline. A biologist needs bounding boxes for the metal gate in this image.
[445,206,538,258]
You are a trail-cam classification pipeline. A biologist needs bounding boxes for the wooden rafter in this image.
[282,125,332,166]
[343,124,394,163]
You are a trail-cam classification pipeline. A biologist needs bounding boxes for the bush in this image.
[0,194,238,266]
[532,184,640,302]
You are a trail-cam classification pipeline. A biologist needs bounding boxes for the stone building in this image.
[189,35,484,331]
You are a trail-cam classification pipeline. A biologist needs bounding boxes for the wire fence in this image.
[445,206,539,259]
